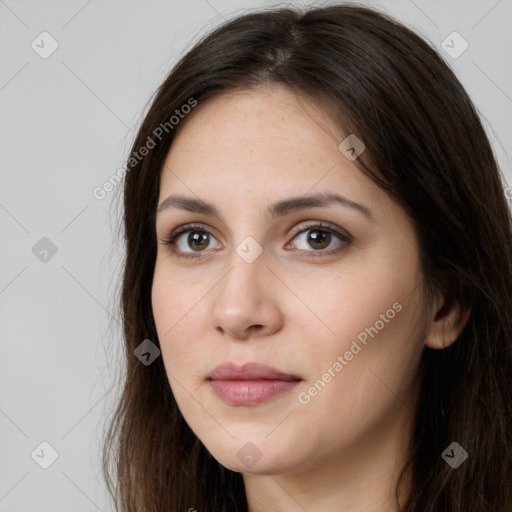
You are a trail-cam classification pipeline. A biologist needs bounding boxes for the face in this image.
[152,85,430,476]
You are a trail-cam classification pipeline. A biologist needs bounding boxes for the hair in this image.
[102,3,512,511]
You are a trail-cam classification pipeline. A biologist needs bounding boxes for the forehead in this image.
[159,86,379,206]
[167,85,340,155]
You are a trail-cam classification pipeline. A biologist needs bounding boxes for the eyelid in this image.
[287,220,351,242]
[158,222,221,256]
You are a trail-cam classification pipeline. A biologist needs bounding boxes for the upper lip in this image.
[209,362,301,381]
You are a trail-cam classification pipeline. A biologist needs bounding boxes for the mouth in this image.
[207,362,302,406]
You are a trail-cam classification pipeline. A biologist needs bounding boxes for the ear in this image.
[424,289,471,350]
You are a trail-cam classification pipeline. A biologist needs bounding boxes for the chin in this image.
[214,451,291,475]
[200,433,302,475]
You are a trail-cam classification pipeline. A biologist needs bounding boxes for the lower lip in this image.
[209,379,300,405]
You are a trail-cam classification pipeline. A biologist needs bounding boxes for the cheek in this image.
[279,263,407,354]
[152,264,188,360]
[151,262,209,381]
[151,258,200,331]
[300,282,426,418]
[151,265,174,340]
[288,251,425,399]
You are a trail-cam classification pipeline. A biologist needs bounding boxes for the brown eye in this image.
[305,229,332,250]
[187,231,210,251]
[162,224,221,259]
[288,222,351,257]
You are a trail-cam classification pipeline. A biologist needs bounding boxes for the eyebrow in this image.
[156,191,375,221]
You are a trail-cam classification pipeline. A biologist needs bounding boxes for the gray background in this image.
[1,0,511,510]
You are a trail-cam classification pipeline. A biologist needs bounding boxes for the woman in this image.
[102,4,512,511]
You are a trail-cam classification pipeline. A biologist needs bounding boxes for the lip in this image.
[208,362,302,406]
[209,362,301,381]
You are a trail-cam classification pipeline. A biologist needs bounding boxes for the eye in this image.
[286,221,351,257]
[159,223,221,259]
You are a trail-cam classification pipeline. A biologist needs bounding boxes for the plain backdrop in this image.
[1,0,511,510]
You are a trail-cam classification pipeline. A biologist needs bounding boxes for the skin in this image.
[152,84,469,512]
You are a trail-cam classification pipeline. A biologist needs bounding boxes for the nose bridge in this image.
[210,232,281,338]
[222,234,267,299]
[223,210,267,282]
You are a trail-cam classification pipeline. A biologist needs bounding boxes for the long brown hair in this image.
[102,4,512,511]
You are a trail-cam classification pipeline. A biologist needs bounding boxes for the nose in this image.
[210,248,284,341]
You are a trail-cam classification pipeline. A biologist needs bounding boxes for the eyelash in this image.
[159,221,352,260]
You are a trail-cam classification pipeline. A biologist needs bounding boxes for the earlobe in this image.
[424,291,471,350]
